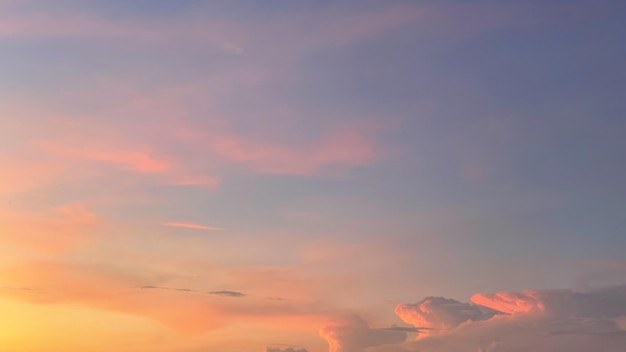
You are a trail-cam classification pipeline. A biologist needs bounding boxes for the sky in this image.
[1,0,626,351]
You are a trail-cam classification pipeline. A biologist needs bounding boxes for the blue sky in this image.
[1,1,626,351]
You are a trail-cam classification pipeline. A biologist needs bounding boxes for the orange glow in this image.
[0,297,166,352]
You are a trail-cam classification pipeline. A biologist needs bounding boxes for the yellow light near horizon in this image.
[0,297,166,352]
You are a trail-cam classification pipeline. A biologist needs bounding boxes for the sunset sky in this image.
[1,1,626,351]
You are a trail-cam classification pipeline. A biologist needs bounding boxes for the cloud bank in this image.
[383,285,626,352]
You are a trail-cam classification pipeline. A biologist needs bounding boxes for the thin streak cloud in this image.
[162,222,223,231]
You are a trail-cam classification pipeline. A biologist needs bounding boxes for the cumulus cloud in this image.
[319,315,408,352]
[382,285,626,352]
